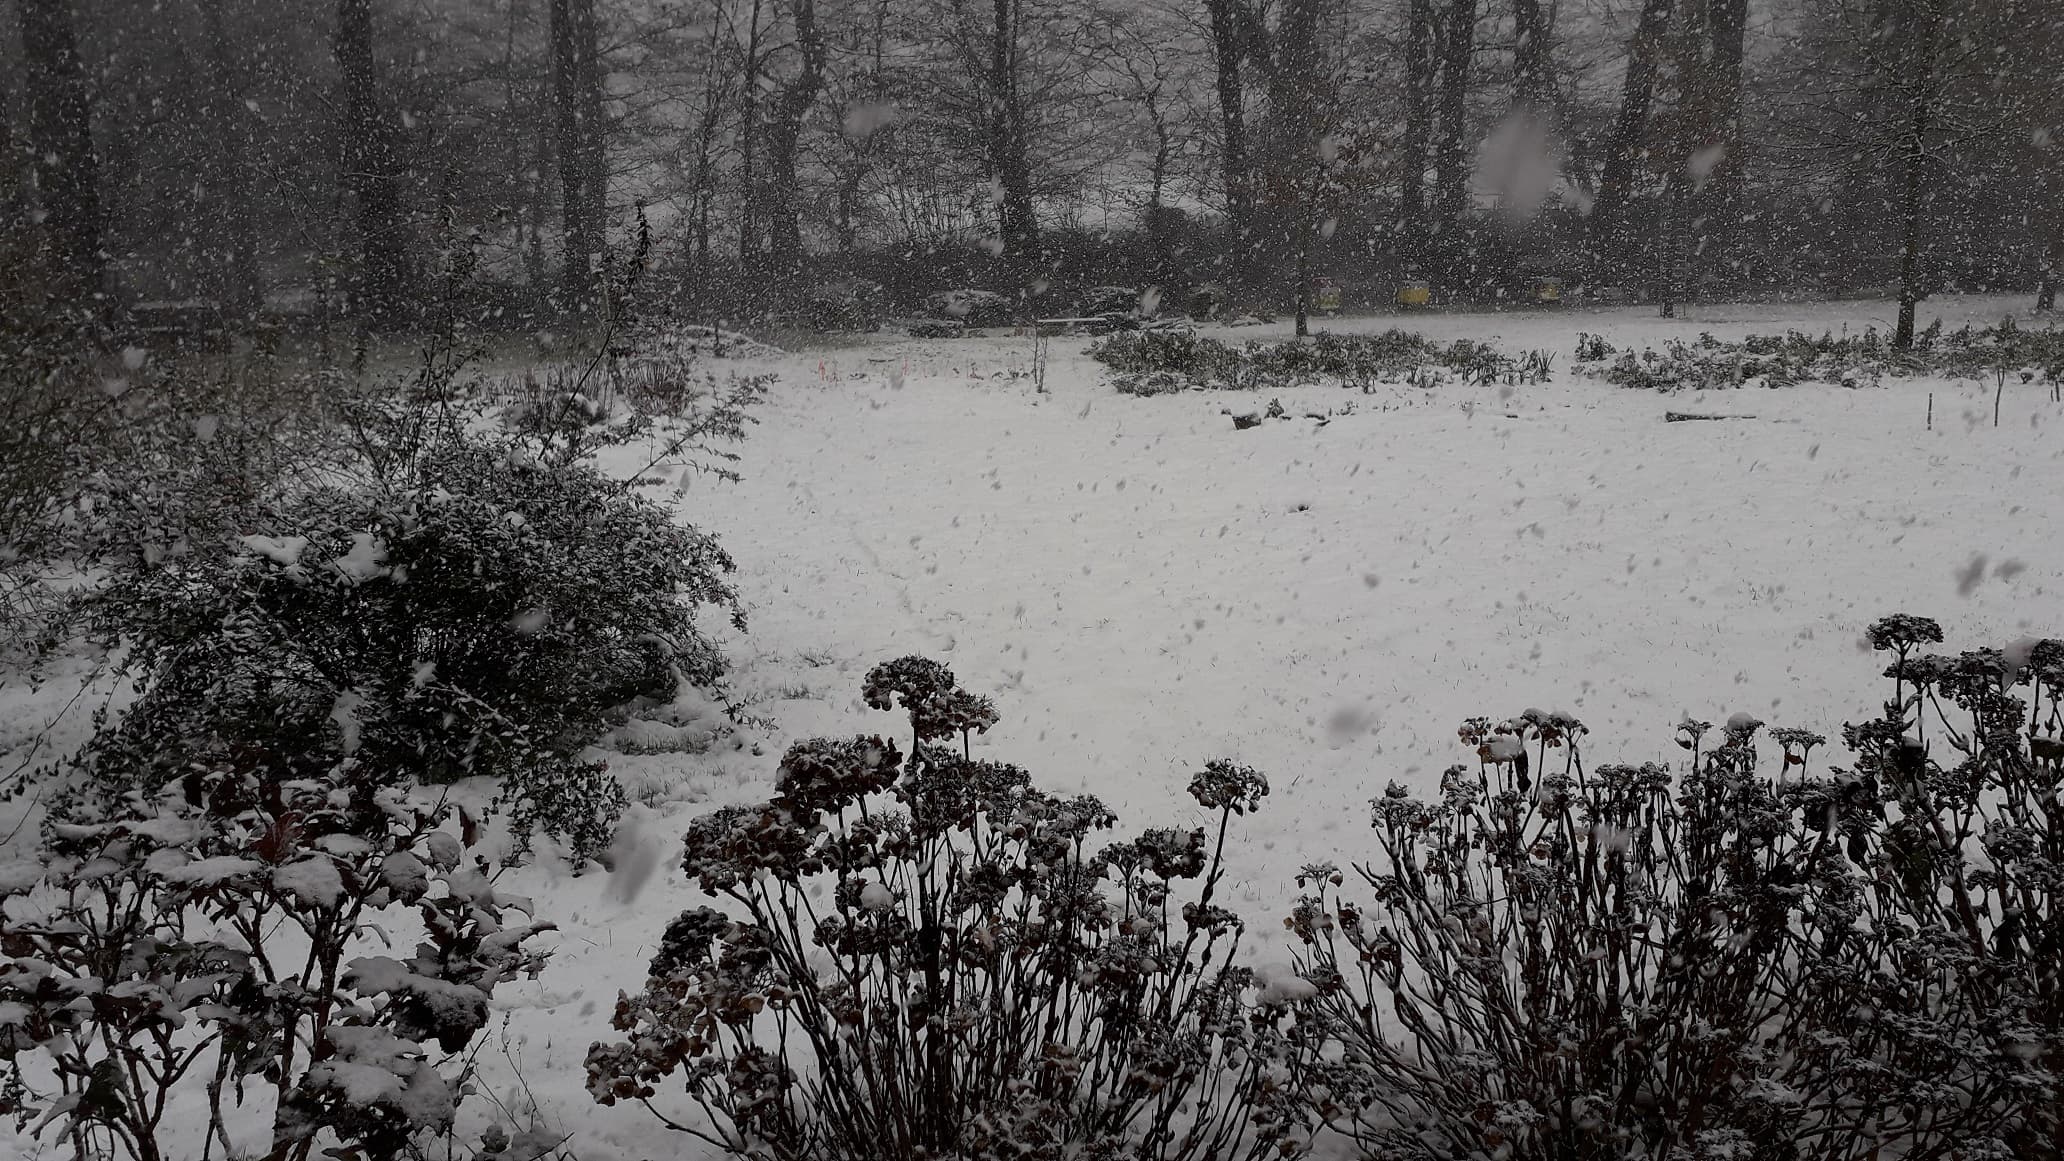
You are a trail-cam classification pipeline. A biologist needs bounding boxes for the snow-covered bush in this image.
[0,760,552,1161]
[70,399,744,865]
[585,657,1325,1161]
[923,288,1015,327]
[1575,319,2064,391]
[1285,614,2062,1161]
[1091,330,1549,394]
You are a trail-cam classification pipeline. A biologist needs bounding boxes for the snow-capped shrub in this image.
[1089,330,1550,393]
[922,288,1015,327]
[1574,319,2064,391]
[0,760,552,1161]
[1287,614,2062,1161]
[584,657,1324,1161]
[71,403,744,865]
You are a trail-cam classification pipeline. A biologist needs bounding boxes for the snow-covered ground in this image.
[3,295,2059,1159]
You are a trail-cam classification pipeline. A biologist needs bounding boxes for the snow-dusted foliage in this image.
[584,658,1323,1161]
[1282,615,2063,1161]
[1089,329,1553,394]
[69,394,744,864]
[0,761,552,1161]
[1573,319,2064,392]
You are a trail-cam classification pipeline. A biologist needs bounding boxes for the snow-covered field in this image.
[3,295,2059,1159]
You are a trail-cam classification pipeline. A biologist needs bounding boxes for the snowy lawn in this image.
[2,295,2058,1159]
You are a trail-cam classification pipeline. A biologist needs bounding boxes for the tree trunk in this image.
[336,0,411,330]
[1891,24,1940,349]
[197,0,260,318]
[1891,0,1943,350]
[550,0,601,318]
[1146,99,1175,286]
[577,0,605,277]
[987,0,1039,268]
[17,0,106,302]
[762,0,826,276]
[1266,0,1325,329]
[1399,0,1434,259]
[2037,154,2060,312]
[1432,0,1476,238]
[1205,0,1256,275]
[1511,0,1553,117]
[737,0,764,264]
[1702,0,1747,275]
[1589,0,1673,281]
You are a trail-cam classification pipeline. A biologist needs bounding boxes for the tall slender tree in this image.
[1430,0,1476,242]
[982,0,1040,267]
[1702,0,1747,268]
[760,0,827,273]
[1203,0,1260,275]
[1886,0,1946,349]
[1398,0,1435,254]
[197,0,260,316]
[1589,0,1673,280]
[1510,0,1553,118]
[336,0,413,329]
[549,0,605,317]
[17,0,106,300]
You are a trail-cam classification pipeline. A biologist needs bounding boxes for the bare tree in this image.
[1096,1,1201,285]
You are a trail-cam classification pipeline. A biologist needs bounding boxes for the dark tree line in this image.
[3,0,2060,344]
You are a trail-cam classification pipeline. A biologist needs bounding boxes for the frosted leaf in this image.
[424,832,462,870]
[142,848,192,875]
[0,861,47,894]
[445,865,494,906]
[1484,736,1525,761]
[124,816,207,845]
[238,534,308,566]
[330,689,365,754]
[331,533,390,583]
[315,834,373,856]
[162,855,264,887]
[343,955,412,994]
[274,857,346,908]
[1251,963,1318,1005]
[382,851,430,899]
